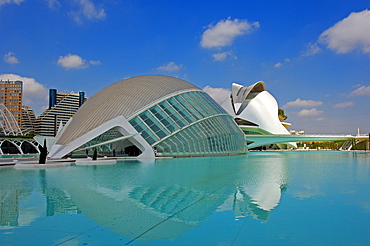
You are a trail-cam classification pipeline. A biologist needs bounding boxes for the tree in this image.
[39,139,47,164]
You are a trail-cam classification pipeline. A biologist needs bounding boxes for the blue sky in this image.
[1,0,369,134]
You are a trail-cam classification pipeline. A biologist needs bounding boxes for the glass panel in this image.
[139,111,171,140]
[154,128,169,139]
[193,92,217,116]
[158,101,187,127]
[197,92,219,115]
[134,116,159,144]
[167,97,195,123]
[149,106,179,133]
[202,92,227,114]
[181,93,208,117]
[141,131,156,145]
[154,115,245,156]
[139,111,156,128]
[175,94,202,120]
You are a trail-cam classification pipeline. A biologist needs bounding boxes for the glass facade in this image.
[154,115,245,156]
[80,128,120,154]
[128,91,246,156]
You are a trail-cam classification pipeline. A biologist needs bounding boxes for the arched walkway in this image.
[1,140,21,154]
[0,138,41,155]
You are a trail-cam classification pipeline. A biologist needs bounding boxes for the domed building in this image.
[48,75,246,158]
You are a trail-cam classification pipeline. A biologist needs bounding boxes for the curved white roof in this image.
[56,75,200,145]
[232,81,265,105]
[232,81,266,115]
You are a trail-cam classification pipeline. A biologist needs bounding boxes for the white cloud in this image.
[0,0,23,6]
[45,0,61,9]
[350,85,370,96]
[284,98,323,108]
[212,51,236,61]
[4,52,19,64]
[319,10,370,54]
[157,62,184,72]
[57,54,100,69]
[89,60,101,65]
[302,42,322,56]
[0,74,47,99]
[0,74,48,115]
[333,101,354,108]
[274,58,290,68]
[79,0,105,19]
[57,54,87,69]
[70,0,106,23]
[297,108,323,117]
[56,55,91,70]
[203,86,231,105]
[201,17,259,48]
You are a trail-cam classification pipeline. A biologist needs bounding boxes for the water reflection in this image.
[233,154,287,220]
[39,169,80,217]
[0,154,287,241]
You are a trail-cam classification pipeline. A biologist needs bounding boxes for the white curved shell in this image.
[56,75,199,146]
[221,82,290,135]
[237,91,290,134]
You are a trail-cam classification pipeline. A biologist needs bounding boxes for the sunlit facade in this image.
[221,81,296,149]
[48,75,246,158]
[0,80,22,128]
[35,90,87,137]
[21,106,36,134]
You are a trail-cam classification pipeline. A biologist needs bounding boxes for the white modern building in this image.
[220,82,296,149]
[48,75,247,159]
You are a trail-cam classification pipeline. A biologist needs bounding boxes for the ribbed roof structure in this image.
[56,75,200,145]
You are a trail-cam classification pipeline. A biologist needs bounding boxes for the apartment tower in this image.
[35,89,87,136]
[0,80,23,127]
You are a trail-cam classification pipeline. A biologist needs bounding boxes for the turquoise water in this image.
[0,151,369,245]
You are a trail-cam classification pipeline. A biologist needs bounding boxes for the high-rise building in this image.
[21,105,37,134]
[0,80,23,127]
[35,89,87,136]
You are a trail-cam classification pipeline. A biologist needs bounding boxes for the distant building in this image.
[35,89,87,136]
[0,80,23,127]
[21,105,37,134]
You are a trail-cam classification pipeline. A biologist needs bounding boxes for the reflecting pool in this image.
[0,151,369,245]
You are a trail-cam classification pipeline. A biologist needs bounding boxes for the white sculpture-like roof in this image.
[56,75,200,145]
[232,81,266,115]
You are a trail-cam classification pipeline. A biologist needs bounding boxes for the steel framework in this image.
[0,104,23,136]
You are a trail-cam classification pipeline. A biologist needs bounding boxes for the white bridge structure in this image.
[246,134,369,150]
[0,103,42,154]
[0,104,23,136]
[0,137,41,154]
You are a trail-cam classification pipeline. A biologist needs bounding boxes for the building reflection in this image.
[39,169,80,216]
[0,189,20,227]
[233,183,287,221]
[233,155,288,220]
[0,154,287,241]
[0,168,80,227]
